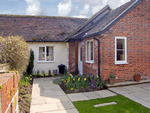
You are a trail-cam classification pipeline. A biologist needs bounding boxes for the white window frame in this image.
[86,39,94,63]
[115,37,128,64]
[38,46,54,62]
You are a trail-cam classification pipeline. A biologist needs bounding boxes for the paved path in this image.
[109,83,150,109]
[30,77,117,113]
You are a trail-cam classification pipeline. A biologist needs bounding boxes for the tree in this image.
[26,49,34,74]
[0,35,29,72]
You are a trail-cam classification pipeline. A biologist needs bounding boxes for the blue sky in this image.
[0,0,130,18]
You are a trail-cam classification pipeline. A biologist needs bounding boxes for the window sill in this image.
[85,61,94,64]
[115,62,128,65]
[38,61,55,63]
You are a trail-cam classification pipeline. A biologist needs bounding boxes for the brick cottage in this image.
[0,0,149,83]
[66,0,150,82]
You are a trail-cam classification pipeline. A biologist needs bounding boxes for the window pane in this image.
[46,46,54,61]
[39,47,45,61]
[90,41,93,60]
[117,50,125,61]
[117,39,125,49]
[87,42,89,61]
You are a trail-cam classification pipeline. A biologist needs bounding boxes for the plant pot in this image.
[134,75,141,82]
[109,78,116,84]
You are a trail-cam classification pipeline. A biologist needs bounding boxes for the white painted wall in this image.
[27,42,68,74]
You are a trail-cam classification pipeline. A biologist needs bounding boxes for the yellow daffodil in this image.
[84,78,86,81]
[73,78,75,81]
[78,78,80,81]
[97,76,99,78]
[70,74,72,76]
[70,88,73,90]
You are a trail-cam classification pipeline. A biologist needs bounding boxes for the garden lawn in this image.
[73,94,150,113]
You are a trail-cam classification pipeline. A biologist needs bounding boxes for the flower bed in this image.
[55,74,108,94]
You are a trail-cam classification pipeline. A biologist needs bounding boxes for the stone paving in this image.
[30,77,117,113]
[31,77,150,112]
[109,83,150,109]
[30,77,79,113]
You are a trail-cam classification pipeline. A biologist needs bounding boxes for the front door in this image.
[78,43,83,75]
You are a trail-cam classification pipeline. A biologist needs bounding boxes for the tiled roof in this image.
[0,15,88,42]
[66,0,141,41]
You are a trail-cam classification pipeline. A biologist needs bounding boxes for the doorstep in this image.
[107,79,150,88]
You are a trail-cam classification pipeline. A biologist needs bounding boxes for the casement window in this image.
[86,40,94,63]
[115,37,127,64]
[38,46,54,62]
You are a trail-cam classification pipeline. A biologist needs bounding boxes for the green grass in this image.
[73,94,150,113]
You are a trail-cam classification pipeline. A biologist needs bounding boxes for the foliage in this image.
[73,94,150,113]
[110,74,116,78]
[37,70,40,75]
[48,70,51,76]
[135,73,141,76]
[59,73,107,91]
[61,74,89,90]
[26,49,34,74]
[19,74,30,88]
[0,35,29,72]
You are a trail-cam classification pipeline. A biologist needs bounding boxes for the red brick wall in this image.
[82,38,98,76]
[68,0,149,80]
[69,41,79,74]
[69,38,99,76]
[99,0,150,81]
[0,72,19,113]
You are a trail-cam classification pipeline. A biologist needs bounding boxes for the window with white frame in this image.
[39,46,54,62]
[86,40,94,62]
[115,37,127,64]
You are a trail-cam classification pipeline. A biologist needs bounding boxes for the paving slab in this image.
[142,87,150,91]
[121,93,139,100]
[30,104,59,113]
[123,86,146,92]
[46,96,70,103]
[67,93,90,102]
[83,92,101,99]
[109,87,134,94]
[129,91,150,100]
[94,102,117,107]
[132,99,150,109]
[30,77,79,113]
[31,97,46,105]
[135,83,150,88]
[94,90,117,98]
[57,101,75,110]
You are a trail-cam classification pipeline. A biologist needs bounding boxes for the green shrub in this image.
[0,36,29,72]
[37,70,40,75]
[48,70,51,76]
[110,74,116,78]
[19,74,30,88]
[26,49,34,74]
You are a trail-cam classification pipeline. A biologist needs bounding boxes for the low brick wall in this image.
[0,71,19,113]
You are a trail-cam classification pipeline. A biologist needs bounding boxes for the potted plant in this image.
[109,74,116,84]
[134,73,141,82]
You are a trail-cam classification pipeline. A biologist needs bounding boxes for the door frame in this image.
[78,43,83,75]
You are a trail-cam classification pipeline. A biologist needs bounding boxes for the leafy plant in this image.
[37,70,40,75]
[135,73,141,76]
[0,35,29,72]
[0,85,2,90]
[42,70,45,76]
[110,74,116,78]
[48,70,51,76]
[26,49,34,74]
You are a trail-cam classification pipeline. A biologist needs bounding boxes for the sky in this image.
[0,0,130,18]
